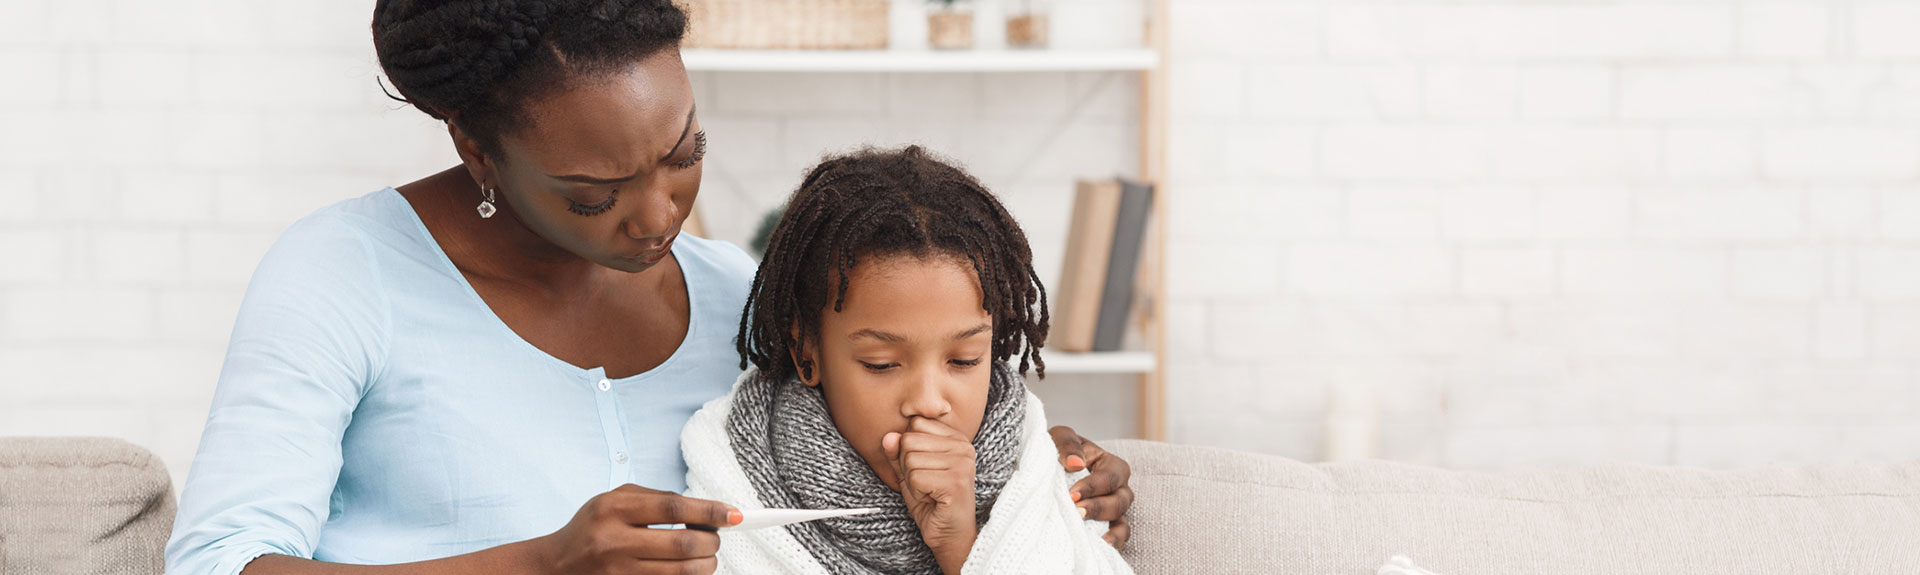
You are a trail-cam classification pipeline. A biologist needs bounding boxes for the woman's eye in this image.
[669,131,707,170]
[858,361,898,372]
[567,191,618,217]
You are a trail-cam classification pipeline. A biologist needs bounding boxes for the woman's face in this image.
[803,255,996,492]
[466,49,704,274]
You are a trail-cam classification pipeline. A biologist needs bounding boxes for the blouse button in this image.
[613,452,629,464]
[597,379,612,391]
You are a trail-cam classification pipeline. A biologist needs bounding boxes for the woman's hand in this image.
[1049,426,1135,551]
[532,484,741,575]
[883,417,979,574]
[237,485,740,575]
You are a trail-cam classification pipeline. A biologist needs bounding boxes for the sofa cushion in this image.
[0,437,175,575]
[1106,439,1920,575]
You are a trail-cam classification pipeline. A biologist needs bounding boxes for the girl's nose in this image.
[900,368,953,419]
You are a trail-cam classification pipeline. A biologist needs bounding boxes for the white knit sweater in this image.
[681,374,1134,575]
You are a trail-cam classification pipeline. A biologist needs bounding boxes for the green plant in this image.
[749,204,785,258]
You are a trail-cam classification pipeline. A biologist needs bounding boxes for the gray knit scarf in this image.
[726,364,1028,575]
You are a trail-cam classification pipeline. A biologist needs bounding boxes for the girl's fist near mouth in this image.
[884,417,978,574]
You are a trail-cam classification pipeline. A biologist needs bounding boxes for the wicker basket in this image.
[681,0,890,50]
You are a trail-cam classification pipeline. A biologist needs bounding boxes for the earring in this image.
[476,185,498,219]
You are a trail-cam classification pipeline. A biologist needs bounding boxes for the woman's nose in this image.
[621,184,679,242]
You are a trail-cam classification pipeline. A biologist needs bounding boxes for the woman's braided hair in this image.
[371,0,687,156]
[737,146,1050,383]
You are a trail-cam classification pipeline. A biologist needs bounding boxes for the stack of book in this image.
[1053,177,1155,353]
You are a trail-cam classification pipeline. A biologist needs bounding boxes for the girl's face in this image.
[458,49,705,274]
[800,254,995,491]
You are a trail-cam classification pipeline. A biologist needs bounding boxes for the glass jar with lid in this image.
[1005,0,1050,49]
[927,0,975,50]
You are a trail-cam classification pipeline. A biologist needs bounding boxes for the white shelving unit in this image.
[682,49,1159,73]
[685,0,1171,438]
[1031,351,1158,375]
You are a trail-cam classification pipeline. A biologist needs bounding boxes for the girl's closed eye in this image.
[859,360,899,372]
[950,357,983,368]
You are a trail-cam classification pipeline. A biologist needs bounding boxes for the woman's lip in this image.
[633,234,678,263]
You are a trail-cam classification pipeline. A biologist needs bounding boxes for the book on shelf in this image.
[1053,179,1123,353]
[1123,183,1162,351]
[1093,178,1155,352]
[1052,177,1155,353]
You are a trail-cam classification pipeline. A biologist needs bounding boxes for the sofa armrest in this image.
[1,437,176,575]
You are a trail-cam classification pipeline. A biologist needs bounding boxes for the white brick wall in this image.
[0,0,1147,489]
[1169,0,1920,469]
[7,0,1920,487]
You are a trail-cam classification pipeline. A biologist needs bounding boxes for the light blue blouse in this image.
[165,189,758,574]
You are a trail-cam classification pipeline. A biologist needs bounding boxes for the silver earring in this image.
[477,185,498,219]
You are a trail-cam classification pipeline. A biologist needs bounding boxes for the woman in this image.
[164,1,1134,574]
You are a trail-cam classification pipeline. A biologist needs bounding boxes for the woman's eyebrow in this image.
[659,103,697,162]
[546,104,698,184]
[551,172,634,185]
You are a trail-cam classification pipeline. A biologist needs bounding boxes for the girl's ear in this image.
[789,324,819,387]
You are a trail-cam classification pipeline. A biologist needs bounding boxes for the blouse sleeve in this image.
[165,212,391,575]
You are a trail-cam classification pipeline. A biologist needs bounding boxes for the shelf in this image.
[1026,350,1157,375]
[681,49,1160,73]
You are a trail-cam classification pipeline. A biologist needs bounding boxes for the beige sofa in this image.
[0,437,174,575]
[5,437,1918,574]
[1105,440,1920,574]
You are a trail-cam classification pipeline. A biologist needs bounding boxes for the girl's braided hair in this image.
[737,146,1050,382]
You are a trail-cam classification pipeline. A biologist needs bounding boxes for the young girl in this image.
[680,146,1133,574]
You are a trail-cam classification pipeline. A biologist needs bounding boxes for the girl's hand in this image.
[532,484,741,575]
[883,417,978,574]
[1049,425,1135,550]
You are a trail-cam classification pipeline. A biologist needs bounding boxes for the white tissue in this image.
[1378,555,1443,575]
